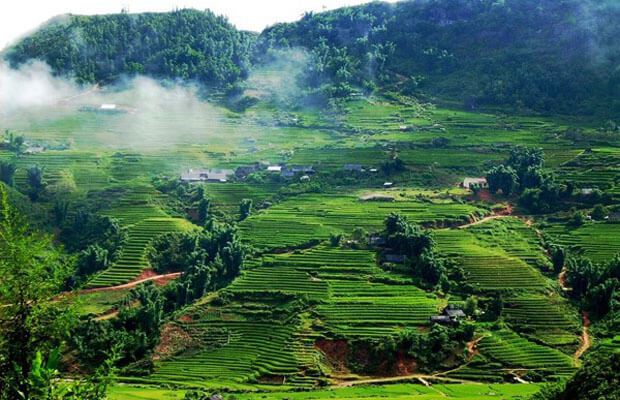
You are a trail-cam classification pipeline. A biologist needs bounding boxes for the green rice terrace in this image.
[1,30,619,397]
[2,88,618,398]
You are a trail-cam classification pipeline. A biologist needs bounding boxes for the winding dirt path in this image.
[80,272,181,294]
[574,311,591,362]
[458,214,510,229]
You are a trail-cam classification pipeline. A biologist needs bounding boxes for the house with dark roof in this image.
[344,164,363,172]
[430,305,466,326]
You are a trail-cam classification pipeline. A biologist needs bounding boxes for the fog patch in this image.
[244,48,310,106]
[0,60,81,115]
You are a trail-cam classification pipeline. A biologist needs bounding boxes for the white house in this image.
[462,177,488,189]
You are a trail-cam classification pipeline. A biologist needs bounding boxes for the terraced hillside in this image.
[435,218,551,291]
[88,185,196,287]
[240,193,487,250]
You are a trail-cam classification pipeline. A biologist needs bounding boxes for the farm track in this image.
[80,272,181,294]
[574,311,591,362]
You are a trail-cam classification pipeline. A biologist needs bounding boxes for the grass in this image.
[110,383,544,399]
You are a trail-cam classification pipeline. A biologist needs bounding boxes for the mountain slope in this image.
[5,9,255,86]
[258,0,620,114]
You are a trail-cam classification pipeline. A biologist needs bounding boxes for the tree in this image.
[197,196,211,225]
[591,204,608,221]
[0,185,73,398]
[549,244,567,273]
[329,233,343,247]
[568,210,586,227]
[532,347,620,400]
[0,161,16,186]
[464,296,478,317]
[239,198,252,221]
[26,164,46,201]
[486,165,518,195]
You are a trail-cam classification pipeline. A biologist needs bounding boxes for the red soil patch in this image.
[153,323,195,361]
[316,339,349,373]
[394,352,417,375]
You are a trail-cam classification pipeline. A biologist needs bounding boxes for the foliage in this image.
[6,9,255,87]
[258,0,620,114]
[26,165,46,201]
[531,346,620,400]
[238,198,252,221]
[565,255,620,319]
[0,161,16,187]
[0,185,75,399]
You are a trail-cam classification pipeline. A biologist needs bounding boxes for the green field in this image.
[110,383,543,399]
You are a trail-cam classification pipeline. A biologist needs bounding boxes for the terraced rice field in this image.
[240,193,486,250]
[435,218,549,291]
[232,246,440,338]
[477,330,576,377]
[545,221,620,263]
[503,295,580,346]
[87,185,196,287]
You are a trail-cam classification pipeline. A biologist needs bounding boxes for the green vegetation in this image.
[6,9,254,87]
[1,1,620,397]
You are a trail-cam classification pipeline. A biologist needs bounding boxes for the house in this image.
[235,163,260,179]
[23,145,45,154]
[580,188,594,195]
[430,305,466,326]
[290,165,315,175]
[369,234,386,246]
[300,175,311,182]
[205,169,234,183]
[281,169,296,178]
[180,169,233,183]
[608,211,620,222]
[462,177,488,189]
[267,165,283,173]
[344,164,363,172]
[180,169,209,182]
[383,254,406,263]
[369,168,379,173]
[100,104,117,110]
[383,182,394,188]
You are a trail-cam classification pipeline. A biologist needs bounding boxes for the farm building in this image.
[180,169,233,183]
[267,165,283,173]
[24,145,45,154]
[369,234,386,246]
[462,177,488,189]
[430,305,466,326]
[235,163,260,178]
[580,188,594,195]
[100,103,117,110]
[383,182,394,188]
[344,164,364,172]
[289,165,315,174]
[383,253,406,263]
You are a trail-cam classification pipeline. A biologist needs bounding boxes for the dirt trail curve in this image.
[458,214,509,229]
[80,272,181,294]
[574,311,591,362]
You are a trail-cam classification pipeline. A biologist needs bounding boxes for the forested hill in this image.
[5,1,620,114]
[4,9,255,87]
[258,0,620,115]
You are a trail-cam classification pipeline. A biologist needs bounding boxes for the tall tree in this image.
[0,161,16,187]
[0,185,72,398]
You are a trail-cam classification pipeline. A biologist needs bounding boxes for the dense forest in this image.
[258,0,620,114]
[4,9,255,87]
[5,1,619,114]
